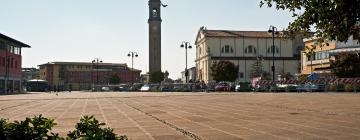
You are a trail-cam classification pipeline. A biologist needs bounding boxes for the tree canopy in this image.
[149,71,164,83]
[331,52,360,78]
[210,61,239,82]
[260,0,360,42]
[108,74,121,85]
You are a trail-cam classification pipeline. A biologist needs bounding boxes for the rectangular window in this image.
[0,42,5,50]
[2,57,6,67]
[11,59,13,68]
[239,72,244,78]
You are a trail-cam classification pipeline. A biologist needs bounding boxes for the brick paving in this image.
[1,92,360,140]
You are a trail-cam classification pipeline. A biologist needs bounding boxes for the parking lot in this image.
[1,92,360,140]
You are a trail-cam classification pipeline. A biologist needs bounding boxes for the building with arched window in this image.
[195,27,304,83]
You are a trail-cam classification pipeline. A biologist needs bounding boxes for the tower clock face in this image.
[152,9,158,17]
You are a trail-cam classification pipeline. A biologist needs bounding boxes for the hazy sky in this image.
[0,0,295,79]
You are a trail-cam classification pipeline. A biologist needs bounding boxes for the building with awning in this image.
[329,45,360,55]
[301,34,359,77]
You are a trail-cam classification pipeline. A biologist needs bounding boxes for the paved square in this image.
[1,92,360,140]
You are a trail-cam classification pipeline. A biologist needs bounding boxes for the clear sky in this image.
[0,0,294,79]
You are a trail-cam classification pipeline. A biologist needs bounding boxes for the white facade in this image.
[195,27,304,83]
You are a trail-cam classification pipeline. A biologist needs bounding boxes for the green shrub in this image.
[344,84,354,92]
[0,115,127,140]
[67,115,128,140]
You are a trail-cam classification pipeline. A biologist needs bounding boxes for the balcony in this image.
[306,59,330,65]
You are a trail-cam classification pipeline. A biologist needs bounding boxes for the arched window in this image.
[245,45,256,54]
[221,45,234,53]
[267,46,280,54]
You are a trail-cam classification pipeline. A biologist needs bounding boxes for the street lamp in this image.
[127,52,139,84]
[92,58,102,91]
[268,25,279,83]
[180,41,192,83]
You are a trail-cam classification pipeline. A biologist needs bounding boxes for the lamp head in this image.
[92,60,95,63]
[135,54,139,57]
[127,54,131,57]
[188,45,192,49]
[100,60,103,63]
[180,44,184,48]
[268,29,272,33]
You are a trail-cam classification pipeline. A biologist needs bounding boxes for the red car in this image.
[215,83,230,92]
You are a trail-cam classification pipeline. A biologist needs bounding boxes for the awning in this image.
[329,46,360,55]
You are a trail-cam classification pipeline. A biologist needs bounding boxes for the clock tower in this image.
[148,0,163,73]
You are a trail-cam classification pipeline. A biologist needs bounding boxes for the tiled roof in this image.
[204,30,283,38]
[40,62,127,66]
[38,62,141,72]
[0,33,31,48]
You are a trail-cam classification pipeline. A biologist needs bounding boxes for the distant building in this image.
[38,62,141,91]
[0,33,31,94]
[181,67,196,83]
[140,73,150,84]
[195,27,304,83]
[301,34,360,76]
[22,68,40,81]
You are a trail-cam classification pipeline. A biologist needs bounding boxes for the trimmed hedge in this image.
[0,115,128,140]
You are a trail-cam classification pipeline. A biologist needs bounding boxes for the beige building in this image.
[301,35,360,76]
[195,27,304,83]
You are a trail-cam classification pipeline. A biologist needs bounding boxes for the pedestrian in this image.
[68,84,72,93]
[53,85,57,93]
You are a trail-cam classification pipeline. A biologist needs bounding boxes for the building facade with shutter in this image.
[195,27,304,83]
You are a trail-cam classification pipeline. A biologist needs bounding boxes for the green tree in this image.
[109,74,121,85]
[149,71,164,83]
[210,61,239,82]
[304,45,316,73]
[331,52,360,78]
[260,0,360,42]
[250,57,263,78]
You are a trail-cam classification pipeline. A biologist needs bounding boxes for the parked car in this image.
[140,84,151,92]
[235,84,241,92]
[114,84,129,92]
[215,83,230,92]
[101,86,110,92]
[297,83,325,92]
[192,84,206,92]
[129,83,143,91]
[160,85,173,92]
[206,83,217,92]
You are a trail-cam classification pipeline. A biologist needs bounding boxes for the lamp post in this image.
[180,41,192,83]
[268,25,278,83]
[92,58,102,91]
[127,52,138,84]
